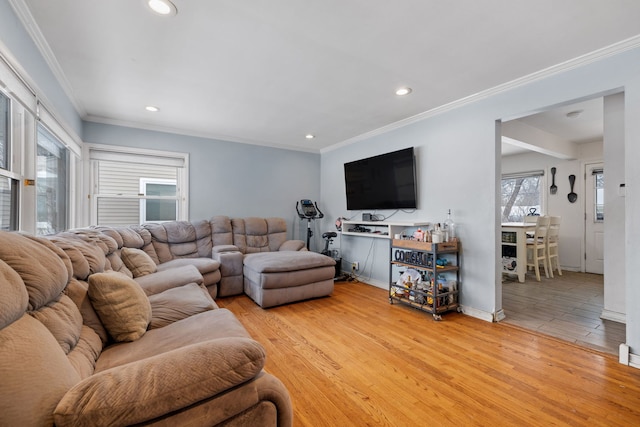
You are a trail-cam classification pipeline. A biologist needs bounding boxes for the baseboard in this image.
[601,309,626,324]
[629,354,640,369]
[460,305,494,322]
[630,352,640,370]
[364,278,388,290]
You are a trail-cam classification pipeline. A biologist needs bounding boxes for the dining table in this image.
[501,222,536,283]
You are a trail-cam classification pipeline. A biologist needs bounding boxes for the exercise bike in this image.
[320,230,346,280]
[295,199,324,250]
[320,231,337,256]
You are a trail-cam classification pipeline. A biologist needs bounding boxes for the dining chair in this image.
[526,215,550,281]
[524,215,538,238]
[546,216,562,278]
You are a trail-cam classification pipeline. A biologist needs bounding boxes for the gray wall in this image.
[83,122,321,241]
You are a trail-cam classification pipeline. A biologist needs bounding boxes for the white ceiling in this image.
[501,97,604,157]
[13,0,640,152]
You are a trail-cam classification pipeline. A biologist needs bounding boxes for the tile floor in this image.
[501,270,626,355]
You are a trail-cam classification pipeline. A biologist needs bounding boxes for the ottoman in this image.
[243,251,336,308]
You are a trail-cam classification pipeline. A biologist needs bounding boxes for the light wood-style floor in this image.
[501,270,625,355]
[218,281,640,426]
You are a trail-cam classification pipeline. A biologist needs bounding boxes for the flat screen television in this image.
[344,147,417,211]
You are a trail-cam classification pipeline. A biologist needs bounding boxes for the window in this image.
[88,145,187,226]
[0,177,18,231]
[593,169,604,221]
[0,93,8,170]
[0,93,18,231]
[139,178,177,223]
[36,125,68,235]
[501,171,544,222]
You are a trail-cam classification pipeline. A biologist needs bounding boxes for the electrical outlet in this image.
[351,261,359,271]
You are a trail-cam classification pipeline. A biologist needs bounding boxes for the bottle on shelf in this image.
[432,224,443,243]
[443,209,456,242]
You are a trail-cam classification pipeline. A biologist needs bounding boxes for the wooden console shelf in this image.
[389,239,461,320]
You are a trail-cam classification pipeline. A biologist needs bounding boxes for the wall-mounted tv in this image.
[344,147,417,211]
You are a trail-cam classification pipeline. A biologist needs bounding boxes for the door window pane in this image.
[594,170,604,221]
[37,125,68,234]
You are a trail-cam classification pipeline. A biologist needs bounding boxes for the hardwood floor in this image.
[501,271,625,355]
[218,281,640,426]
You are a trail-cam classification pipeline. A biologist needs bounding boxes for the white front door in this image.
[585,163,604,274]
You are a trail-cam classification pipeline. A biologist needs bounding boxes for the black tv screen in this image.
[344,147,417,210]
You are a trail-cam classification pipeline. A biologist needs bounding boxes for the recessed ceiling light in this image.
[566,110,583,118]
[145,105,159,112]
[146,0,177,16]
[305,134,315,139]
[395,87,412,96]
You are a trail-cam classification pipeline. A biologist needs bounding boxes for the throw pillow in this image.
[121,247,157,277]
[88,271,152,342]
[148,283,216,329]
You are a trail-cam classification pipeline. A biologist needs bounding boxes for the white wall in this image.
[603,93,626,321]
[322,105,501,319]
[321,45,640,356]
[625,75,640,365]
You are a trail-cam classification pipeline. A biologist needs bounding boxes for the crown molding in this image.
[8,0,87,117]
[322,35,640,154]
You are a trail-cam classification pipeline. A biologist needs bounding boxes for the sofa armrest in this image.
[134,264,203,296]
[279,239,307,251]
[54,337,266,427]
[212,245,243,280]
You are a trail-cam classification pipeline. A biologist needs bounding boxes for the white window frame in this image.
[501,170,545,222]
[83,143,189,227]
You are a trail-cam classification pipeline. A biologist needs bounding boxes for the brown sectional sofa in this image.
[0,228,292,426]
[94,216,335,307]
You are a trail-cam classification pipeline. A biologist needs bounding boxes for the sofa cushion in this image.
[148,283,216,329]
[0,258,28,330]
[88,271,152,342]
[0,233,71,311]
[121,247,158,277]
[135,265,204,296]
[54,337,265,427]
[0,315,81,427]
[95,308,251,371]
[65,278,109,344]
[231,217,289,253]
[243,251,335,273]
[143,220,213,262]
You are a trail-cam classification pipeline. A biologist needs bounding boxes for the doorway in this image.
[499,95,626,355]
